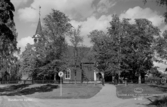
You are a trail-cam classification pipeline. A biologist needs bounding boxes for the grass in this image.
[0,84,102,99]
[116,84,167,107]
[27,84,102,99]
[116,84,167,99]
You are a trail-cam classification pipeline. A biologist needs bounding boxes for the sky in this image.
[10,0,167,72]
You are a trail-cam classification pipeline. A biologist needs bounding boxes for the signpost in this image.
[58,71,64,96]
[161,77,166,84]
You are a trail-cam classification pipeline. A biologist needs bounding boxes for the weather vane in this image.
[30,6,41,19]
[39,6,41,19]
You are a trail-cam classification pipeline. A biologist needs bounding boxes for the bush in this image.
[149,96,167,107]
[146,77,162,85]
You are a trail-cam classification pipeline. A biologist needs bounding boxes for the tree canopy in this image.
[69,25,83,66]
[89,15,160,83]
[20,9,72,80]
[19,5,165,83]
[0,0,20,80]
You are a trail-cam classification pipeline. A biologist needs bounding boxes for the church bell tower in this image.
[32,6,43,44]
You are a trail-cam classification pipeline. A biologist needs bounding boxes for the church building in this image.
[29,8,104,83]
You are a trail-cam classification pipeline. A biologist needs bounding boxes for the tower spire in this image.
[39,6,41,19]
[32,6,43,42]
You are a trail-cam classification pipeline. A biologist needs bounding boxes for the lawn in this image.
[27,84,102,99]
[0,84,102,99]
[116,84,167,99]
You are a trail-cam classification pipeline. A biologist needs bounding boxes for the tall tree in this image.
[88,30,110,73]
[69,25,83,82]
[155,30,167,61]
[9,57,21,80]
[20,43,37,79]
[123,19,159,83]
[20,9,72,81]
[0,0,19,79]
[89,15,160,84]
[37,9,72,79]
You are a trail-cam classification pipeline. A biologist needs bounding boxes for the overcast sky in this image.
[11,0,167,72]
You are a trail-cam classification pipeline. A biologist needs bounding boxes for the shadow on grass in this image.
[0,84,59,96]
[147,96,167,107]
[0,84,30,92]
[149,85,167,92]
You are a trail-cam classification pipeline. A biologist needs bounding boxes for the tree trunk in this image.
[74,68,76,84]
[54,73,56,83]
[81,64,83,83]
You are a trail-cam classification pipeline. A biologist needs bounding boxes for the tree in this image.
[0,0,19,79]
[124,18,159,83]
[89,15,160,84]
[42,9,72,79]
[9,57,21,80]
[89,15,129,76]
[20,9,72,81]
[69,25,83,82]
[31,9,72,80]
[88,30,110,73]
[107,15,124,77]
[150,67,162,77]
[155,30,167,60]
[20,43,37,79]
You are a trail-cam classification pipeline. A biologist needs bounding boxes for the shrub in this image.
[146,77,162,85]
[149,96,167,107]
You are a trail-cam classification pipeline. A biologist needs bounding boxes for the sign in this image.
[58,71,64,77]
[58,71,64,97]
[161,77,166,84]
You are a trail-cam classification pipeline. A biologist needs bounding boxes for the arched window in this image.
[65,68,71,79]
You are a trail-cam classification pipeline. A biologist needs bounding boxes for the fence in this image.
[145,77,167,85]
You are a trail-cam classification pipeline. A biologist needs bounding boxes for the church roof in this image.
[33,18,43,38]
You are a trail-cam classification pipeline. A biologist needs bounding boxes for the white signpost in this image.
[58,71,64,96]
[161,77,166,84]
